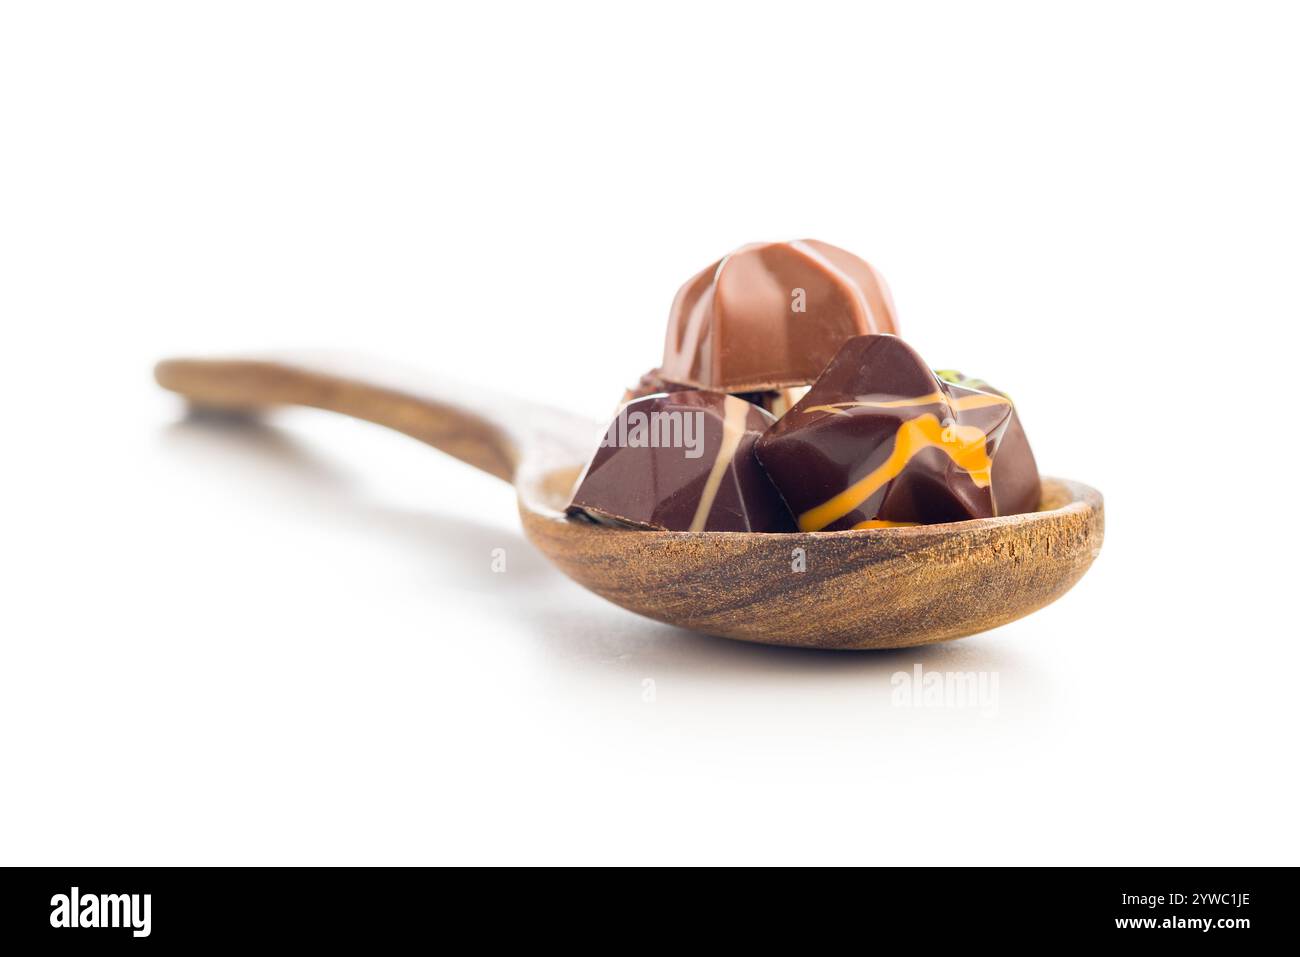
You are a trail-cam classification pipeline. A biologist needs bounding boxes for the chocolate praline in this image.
[661,239,898,392]
[569,390,795,532]
[934,369,1040,517]
[755,335,1039,531]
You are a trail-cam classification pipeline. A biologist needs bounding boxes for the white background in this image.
[2,2,1297,865]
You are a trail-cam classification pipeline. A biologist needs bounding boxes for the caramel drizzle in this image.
[689,395,750,533]
[798,413,995,533]
[804,391,1010,416]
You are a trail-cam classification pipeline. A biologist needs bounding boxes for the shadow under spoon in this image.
[155,354,1104,650]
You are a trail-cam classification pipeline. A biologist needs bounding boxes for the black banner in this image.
[0,867,1287,946]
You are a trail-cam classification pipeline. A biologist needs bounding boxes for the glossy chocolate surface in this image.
[569,390,795,532]
[756,335,1039,531]
[661,239,898,392]
[935,369,1040,517]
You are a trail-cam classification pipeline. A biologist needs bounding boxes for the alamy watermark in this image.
[602,407,705,459]
[50,887,151,938]
[891,664,999,714]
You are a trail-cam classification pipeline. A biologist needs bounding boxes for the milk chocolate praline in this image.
[661,240,898,393]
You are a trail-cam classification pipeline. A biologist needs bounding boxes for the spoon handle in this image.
[155,354,595,485]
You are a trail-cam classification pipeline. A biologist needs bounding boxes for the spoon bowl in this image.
[156,354,1104,650]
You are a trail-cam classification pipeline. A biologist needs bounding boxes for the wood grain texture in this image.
[156,353,1104,650]
[155,354,595,482]
[521,470,1102,650]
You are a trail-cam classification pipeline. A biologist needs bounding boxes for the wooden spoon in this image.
[155,354,1104,650]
